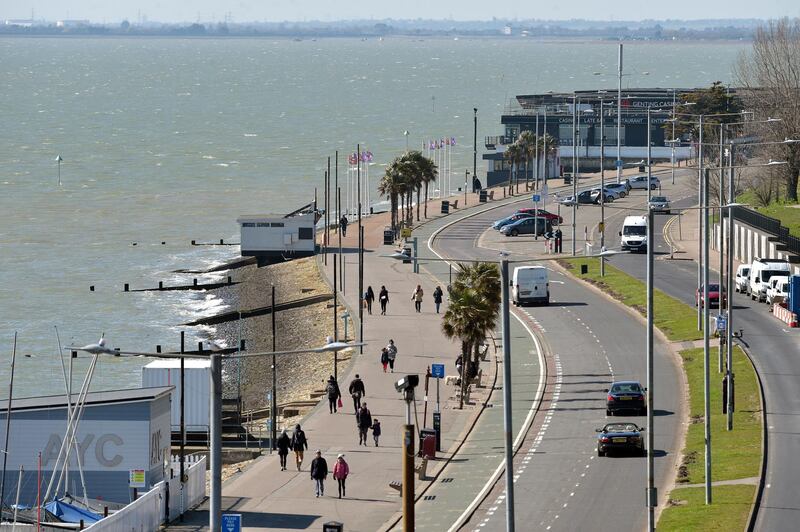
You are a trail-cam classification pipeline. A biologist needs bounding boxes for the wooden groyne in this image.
[184,293,333,326]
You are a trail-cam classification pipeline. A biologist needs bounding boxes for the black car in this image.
[606,380,646,416]
[596,422,646,456]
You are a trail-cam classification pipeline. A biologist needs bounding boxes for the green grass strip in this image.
[559,257,702,342]
[658,485,756,531]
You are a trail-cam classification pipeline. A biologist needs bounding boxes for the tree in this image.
[736,18,800,202]
[442,262,501,409]
[518,130,537,191]
[403,151,438,219]
[378,159,406,231]
[504,143,521,196]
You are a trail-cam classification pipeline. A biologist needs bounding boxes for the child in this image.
[380,348,389,373]
[371,418,382,447]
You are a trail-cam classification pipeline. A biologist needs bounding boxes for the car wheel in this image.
[597,449,605,457]
[511,229,519,236]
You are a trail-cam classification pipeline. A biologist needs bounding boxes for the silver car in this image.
[630,175,661,190]
[648,196,670,213]
[605,183,628,198]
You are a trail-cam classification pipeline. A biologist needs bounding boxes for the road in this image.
[603,182,800,531]
[430,187,684,531]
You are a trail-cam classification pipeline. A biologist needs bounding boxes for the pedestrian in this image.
[379,285,389,315]
[365,286,375,315]
[555,228,563,254]
[386,339,397,372]
[276,429,291,471]
[348,374,366,414]
[371,418,382,446]
[310,450,328,497]
[433,285,444,314]
[357,402,373,446]
[291,424,308,471]
[412,284,424,313]
[340,215,348,237]
[455,355,463,384]
[380,348,389,373]
[326,375,341,413]
[333,454,350,498]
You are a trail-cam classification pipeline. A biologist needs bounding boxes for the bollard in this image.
[159,281,164,290]
[104,506,108,517]
[89,285,95,292]
[240,339,246,351]
[79,519,84,530]
[220,238,224,245]
[156,345,162,353]
[580,264,588,275]
[191,240,196,245]
[124,283,129,292]
[162,241,166,245]
[132,242,137,246]
[193,278,198,286]
[228,276,232,285]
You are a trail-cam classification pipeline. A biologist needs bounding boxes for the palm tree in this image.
[442,262,501,408]
[378,159,405,230]
[402,151,438,220]
[518,131,537,192]
[536,133,558,186]
[504,143,521,196]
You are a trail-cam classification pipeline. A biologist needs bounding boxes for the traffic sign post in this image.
[221,514,242,532]
[431,363,445,430]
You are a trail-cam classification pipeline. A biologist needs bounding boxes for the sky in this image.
[5,0,799,23]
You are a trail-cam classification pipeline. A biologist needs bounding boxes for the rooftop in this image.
[1,386,173,412]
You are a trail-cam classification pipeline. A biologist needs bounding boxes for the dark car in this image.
[596,422,646,456]
[492,212,533,230]
[500,216,552,237]
[515,208,563,225]
[606,380,646,416]
[696,283,726,308]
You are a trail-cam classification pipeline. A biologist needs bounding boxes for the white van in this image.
[734,264,751,293]
[620,215,648,253]
[766,275,790,305]
[748,258,791,302]
[511,266,549,306]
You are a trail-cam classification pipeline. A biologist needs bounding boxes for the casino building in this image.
[483,88,697,187]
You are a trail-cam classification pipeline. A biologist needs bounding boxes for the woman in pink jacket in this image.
[333,453,350,498]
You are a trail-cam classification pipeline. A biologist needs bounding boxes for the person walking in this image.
[326,375,341,413]
[433,285,444,314]
[340,215,348,237]
[357,402,373,446]
[364,286,375,315]
[291,424,308,471]
[386,339,397,372]
[371,418,382,447]
[333,454,350,498]
[379,286,389,315]
[380,348,389,373]
[412,284,424,313]
[276,429,291,471]
[310,450,328,497]
[348,374,366,414]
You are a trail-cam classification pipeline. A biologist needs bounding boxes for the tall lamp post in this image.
[55,154,63,186]
[473,108,478,189]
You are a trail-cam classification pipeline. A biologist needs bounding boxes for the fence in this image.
[84,455,206,531]
[731,206,800,256]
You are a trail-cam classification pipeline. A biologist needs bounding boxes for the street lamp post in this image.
[703,167,712,505]
[572,95,578,256]
[473,108,478,188]
[616,43,623,185]
[645,207,656,531]
[726,144,735,431]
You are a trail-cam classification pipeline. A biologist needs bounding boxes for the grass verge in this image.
[559,257,702,342]
[738,190,800,238]
[658,485,756,531]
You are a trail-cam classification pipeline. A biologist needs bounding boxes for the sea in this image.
[0,36,748,398]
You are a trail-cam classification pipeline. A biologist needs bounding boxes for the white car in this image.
[766,276,790,305]
[734,264,751,293]
[630,175,661,190]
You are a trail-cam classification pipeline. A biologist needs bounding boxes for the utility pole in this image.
[271,286,277,448]
[718,125,725,374]
[647,107,653,203]
[646,210,656,531]
[333,255,339,381]
[402,385,415,531]
[473,108,478,188]
[358,145,364,356]
[600,99,606,276]
[616,43,623,184]
[703,168,712,504]
[572,95,578,256]
[726,144,735,430]
[501,259,515,532]
[209,345,222,532]
[698,116,704,331]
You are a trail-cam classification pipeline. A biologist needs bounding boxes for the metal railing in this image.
[731,205,800,255]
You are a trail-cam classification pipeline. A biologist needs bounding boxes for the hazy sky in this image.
[7,0,799,23]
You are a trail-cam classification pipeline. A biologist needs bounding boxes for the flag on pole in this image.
[450,137,456,146]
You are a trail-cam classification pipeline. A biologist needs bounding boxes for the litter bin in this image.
[383,226,394,245]
[402,246,412,264]
[419,428,437,459]
[479,189,488,203]
[638,165,646,173]
[441,200,450,214]
[564,174,572,185]
[323,522,344,532]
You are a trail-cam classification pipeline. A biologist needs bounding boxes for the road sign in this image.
[129,469,145,488]
[400,228,412,238]
[531,194,541,203]
[716,315,727,331]
[615,159,624,168]
[431,363,445,379]
[221,514,242,532]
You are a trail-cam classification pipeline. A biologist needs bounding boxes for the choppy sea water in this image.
[0,36,747,397]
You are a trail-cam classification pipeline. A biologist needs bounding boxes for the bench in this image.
[389,480,401,493]
[469,368,484,388]
[451,199,459,209]
[488,190,495,201]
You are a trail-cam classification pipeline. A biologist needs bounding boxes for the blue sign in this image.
[221,514,242,532]
[531,194,541,203]
[615,159,624,168]
[431,363,445,379]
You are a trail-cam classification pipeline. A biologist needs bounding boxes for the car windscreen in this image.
[651,197,666,202]
[605,424,638,432]
[623,226,646,236]
[611,383,641,393]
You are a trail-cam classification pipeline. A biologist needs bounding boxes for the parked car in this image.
[493,212,533,230]
[596,422,646,457]
[648,196,671,213]
[695,283,726,308]
[606,380,646,416]
[734,264,751,293]
[515,208,563,225]
[499,216,552,237]
[590,189,615,204]
[766,275,790,305]
[748,258,791,302]
[630,175,661,190]
[559,190,595,206]
[605,183,628,198]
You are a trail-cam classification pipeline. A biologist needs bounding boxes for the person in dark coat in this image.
[371,418,382,446]
[380,348,389,373]
[357,403,373,446]
[348,374,366,414]
[326,375,341,413]
[340,215,348,237]
[291,424,308,471]
[433,286,444,314]
[276,429,291,471]
[379,286,389,315]
[365,286,375,315]
[473,175,482,193]
[310,450,328,497]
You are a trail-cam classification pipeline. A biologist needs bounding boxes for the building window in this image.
[271,222,285,227]
[256,223,270,227]
[242,223,255,227]
[298,227,313,240]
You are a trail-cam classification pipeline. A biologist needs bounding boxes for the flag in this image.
[445,137,451,146]
[451,137,456,146]
[429,140,435,150]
